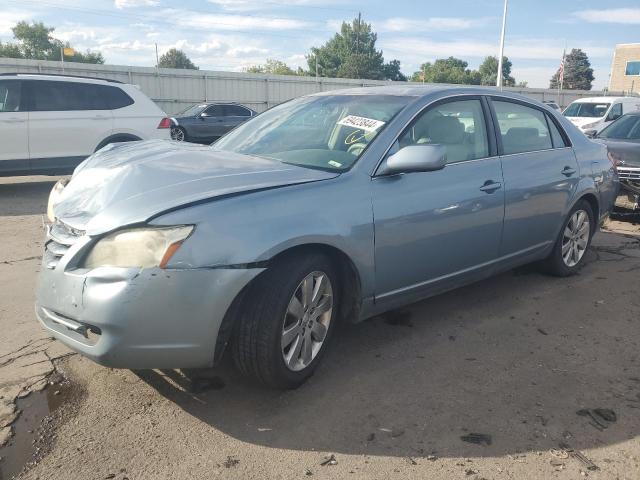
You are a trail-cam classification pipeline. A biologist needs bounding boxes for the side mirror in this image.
[199,112,209,118]
[584,129,597,138]
[378,144,447,176]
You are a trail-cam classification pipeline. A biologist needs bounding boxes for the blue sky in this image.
[2,0,639,88]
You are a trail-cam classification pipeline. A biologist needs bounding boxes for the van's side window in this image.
[606,103,622,122]
[0,80,22,112]
[29,81,110,111]
[493,100,552,155]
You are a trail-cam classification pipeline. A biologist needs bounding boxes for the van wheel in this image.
[542,200,594,276]
[231,253,338,389]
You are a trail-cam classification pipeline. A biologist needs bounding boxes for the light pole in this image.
[496,0,509,89]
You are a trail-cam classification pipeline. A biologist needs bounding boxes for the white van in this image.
[563,96,640,134]
[0,73,171,176]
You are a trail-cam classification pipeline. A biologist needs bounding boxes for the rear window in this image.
[25,81,133,111]
[493,100,553,154]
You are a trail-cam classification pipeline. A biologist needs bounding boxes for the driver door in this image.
[372,96,505,307]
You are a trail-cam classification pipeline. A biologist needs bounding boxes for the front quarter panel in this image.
[151,173,375,300]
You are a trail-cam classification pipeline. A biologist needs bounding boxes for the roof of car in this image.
[0,73,124,84]
[311,84,545,104]
[570,96,639,103]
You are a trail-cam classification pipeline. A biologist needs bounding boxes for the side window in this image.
[606,103,622,122]
[105,86,134,109]
[204,105,224,117]
[546,115,569,148]
[224,105,251,117]
[397,99,489,164]
[0,80,21,112]
[30,81,109,111]
[493,100,552,155]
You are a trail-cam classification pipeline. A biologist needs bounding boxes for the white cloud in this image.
[163,9,312,31]
[574,8,640,24]
[0,10,36,37]
[376,17,492,32]
[114,0,158,9]
[207,0,344,12]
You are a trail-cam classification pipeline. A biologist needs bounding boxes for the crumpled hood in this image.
[52,140,339,235]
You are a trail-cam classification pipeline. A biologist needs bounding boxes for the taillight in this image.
[157,117,171,129]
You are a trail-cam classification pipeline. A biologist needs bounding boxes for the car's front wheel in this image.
[543,199,595,276]
[232,253,338,389]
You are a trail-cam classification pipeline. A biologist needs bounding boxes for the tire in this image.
[231,253,339,389]
[171,126,187,142]
[542,199,595,277]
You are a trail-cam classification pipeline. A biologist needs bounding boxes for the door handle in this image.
[479,180,502,193]
[92,115,109,120]
[561,166,577,177]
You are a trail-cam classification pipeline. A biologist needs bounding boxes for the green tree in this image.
[411,57,481,85]
[478,55,515,86]
[0,21,104,63]
[382,59,407,81]
[550,48,594,90]
[307,14,386,80]
[245,59,298,75]
[158,48,198,70]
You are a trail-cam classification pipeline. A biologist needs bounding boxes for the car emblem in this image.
[619,160,626,166]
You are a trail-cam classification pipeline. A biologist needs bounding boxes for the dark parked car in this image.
[587,112,640,209]
[170,102,256,143]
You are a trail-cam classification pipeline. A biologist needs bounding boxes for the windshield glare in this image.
[563,102,610,118]
[178,104,208,117]
[599,115,640,140]
[212,95,411,171]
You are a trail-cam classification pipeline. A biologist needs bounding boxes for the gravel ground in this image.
[1,175,640,480]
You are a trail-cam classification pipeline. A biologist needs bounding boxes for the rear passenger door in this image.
[195,104,226,139]
[25,80,114,167]
[222,105,252,134]
[489,98,578,261]
[0,80,28,164]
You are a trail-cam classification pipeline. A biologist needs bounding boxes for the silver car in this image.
[37,86,618,388]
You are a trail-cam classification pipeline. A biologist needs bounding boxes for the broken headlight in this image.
[82,226,194,269]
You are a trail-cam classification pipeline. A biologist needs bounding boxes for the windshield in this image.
[212,94,411,171]
[599,114,640,140]
[563,102,610,118]
[177,104,208,117]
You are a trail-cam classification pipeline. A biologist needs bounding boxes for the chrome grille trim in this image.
[617,166,640,181]
[44,221,85,269]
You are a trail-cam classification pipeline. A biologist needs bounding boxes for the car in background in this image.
[543,100,561,111]
[38,86,617,389]
[563,96,640,134]
[0,73,171,176]
[170,102,256,143]
[587,111,640,209]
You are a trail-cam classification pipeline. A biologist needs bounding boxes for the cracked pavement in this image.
[2,175,640,480]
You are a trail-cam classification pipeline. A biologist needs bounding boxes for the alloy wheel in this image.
[561,209,590,267]
[281,271,333,372]
[171,127,185,141]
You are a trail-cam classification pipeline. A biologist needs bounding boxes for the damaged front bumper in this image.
[35,230,262,369]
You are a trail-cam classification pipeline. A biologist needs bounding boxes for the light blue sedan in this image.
[37,86,618,388]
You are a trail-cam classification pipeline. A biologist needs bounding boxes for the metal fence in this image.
[0,57,628,115]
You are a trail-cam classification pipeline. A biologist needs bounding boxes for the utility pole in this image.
[155,43,159,71]
[496,0,508,89]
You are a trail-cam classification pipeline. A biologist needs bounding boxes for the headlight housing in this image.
[581,121,599,130]
[82,226,194,269]
[47,177,70,222]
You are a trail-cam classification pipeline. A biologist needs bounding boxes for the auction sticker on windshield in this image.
[337,115,385,132]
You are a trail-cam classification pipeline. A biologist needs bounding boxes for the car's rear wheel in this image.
[171,126,186,142]
[543,199,594,276]
[231,253,338,389]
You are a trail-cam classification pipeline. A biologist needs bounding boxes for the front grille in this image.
[617,166,640,181]
[44,221,84,269]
